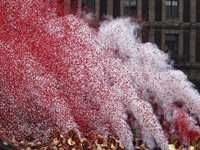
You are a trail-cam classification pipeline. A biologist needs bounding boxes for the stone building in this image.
[63,0,200,87]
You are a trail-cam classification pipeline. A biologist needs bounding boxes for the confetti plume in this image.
[0,0,200,149]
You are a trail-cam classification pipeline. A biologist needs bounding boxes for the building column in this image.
[137,0,142,39]
[63,0,71,13]
[161,29,166,51]
[190,29,196,64]
[162,0,166,22]
[149,29,155,43]
[120,0,124,16]
[77,0,82,15]
[137,0,142,18]
[149,0,155,22]
[190,0,196,23]
[179,0,183,22]
[95,0,100,20]
[107,0,113,16]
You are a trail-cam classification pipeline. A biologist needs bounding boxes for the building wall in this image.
[76,0,200,81]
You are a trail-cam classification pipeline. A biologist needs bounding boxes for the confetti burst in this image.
[0,1,200,149]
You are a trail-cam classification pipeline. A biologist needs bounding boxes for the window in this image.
[100,0,107,20]
[196,31,200,62]
[155,0,162,21]
[82,0,95,14]
[113,0,121,18]
[155,30,162,49]
[166,0,178,17]
[183,0,190,22]
[142,29,149,43]
[124,0,137,16]
[183,32,190,63]
[197,0,200,22]
[70,0,78,14]
[142,0,149,21]
[165,34,179,63]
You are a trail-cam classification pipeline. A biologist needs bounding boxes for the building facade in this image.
[63,0,200,85]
